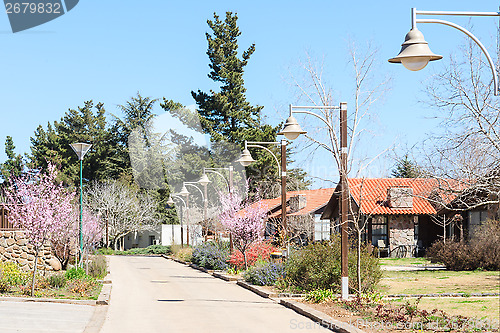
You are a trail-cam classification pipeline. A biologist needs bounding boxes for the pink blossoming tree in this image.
[5,163,75,296]
[81,208,103,258]
[219,188,268,270]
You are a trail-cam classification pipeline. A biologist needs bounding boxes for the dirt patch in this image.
[299,298,499,333]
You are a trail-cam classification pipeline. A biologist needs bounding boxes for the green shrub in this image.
[243,261,285,286]
[65,267,89,280]
[112,245,172,256]
[88,255,107,279]
[426,220,500,271]
[0,279,9,293]
[305,289,335,303]
[285,236,381,293]
[98,248,114,255]
[0,262,29,286]
[143,244,172,255]
[175,247,193,262]
[192,241,229,270]
[47,273,67,288]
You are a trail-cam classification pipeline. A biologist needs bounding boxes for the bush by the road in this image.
[243,260,285,286]
[228,241,277,269]
[88,254,107,279]
[286,236,381,292]
[98,245,172,256]
[426,220,500,271]
[192,241,229,270]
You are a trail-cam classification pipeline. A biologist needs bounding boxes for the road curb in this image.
[213,271,239,281]
[96,283,112,305]
[279,299,366,333]
[0,295,97,305]
[385,292,500,298]
[236,280,278,298]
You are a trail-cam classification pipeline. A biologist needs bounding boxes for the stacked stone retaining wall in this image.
[0,230,61,271]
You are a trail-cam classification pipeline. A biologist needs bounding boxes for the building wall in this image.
[160,224,203,247]
[0,230,61,271]
[123,228,161,250]
[389,215,415,258]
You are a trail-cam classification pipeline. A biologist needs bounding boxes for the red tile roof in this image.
[347,178,460,215]
[239,188,335,218]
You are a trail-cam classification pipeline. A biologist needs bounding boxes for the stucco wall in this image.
[0,231,61,271]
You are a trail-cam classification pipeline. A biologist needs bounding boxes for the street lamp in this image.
[199,166,234,245]
[237,140,288,245]
[167,194,186,248]
[201,166,234,193]
[184,181,205,245]
[389,7,500,95]
[278,103,349,301]
[70,142,91,266]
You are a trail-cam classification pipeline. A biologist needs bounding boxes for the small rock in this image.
[6,238,15,246]
[47,258,61,271]
[16,239,27,246]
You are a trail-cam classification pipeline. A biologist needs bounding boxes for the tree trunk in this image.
[243,250,248,270]
[114,237,119,251]
[357,234,361,297]
[31,248,40,297]
[443,216,446,244]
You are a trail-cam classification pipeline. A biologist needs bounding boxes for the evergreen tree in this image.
[392,155,422,178]
[0,136,24,186]
[191,12,266,146]
[30,100,124,185]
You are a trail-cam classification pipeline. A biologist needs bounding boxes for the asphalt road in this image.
[100,255,328,333]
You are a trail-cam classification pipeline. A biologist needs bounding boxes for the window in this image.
[149,235,155,246]
[371,216,388,248]
[314,214,330,241]
[468,210,488,237]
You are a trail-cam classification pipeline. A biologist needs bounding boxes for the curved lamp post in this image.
[70,142,92,266]
[278,103,349,301]
[389,7,500,95]
[237,140,288,244]
[167,194,186,248]
[199,166,234,245]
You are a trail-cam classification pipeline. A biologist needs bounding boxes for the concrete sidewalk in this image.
[0,300,94,333]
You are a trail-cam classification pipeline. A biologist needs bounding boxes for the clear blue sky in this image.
[0,0,498,186]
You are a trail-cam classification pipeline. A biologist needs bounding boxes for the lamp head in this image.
[236,148,256,167]
[166,196,175,206]
[198,173,211,186]
[388,28,442,71]
[178,184,190,197]
[277,115,307,140]
[70,142,92,160]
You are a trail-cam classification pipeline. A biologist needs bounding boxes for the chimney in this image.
[289,194,307,213]
[387,187,413,208]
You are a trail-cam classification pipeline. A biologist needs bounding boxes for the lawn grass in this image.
[389,296,500,323]
[378,257,432,266]
[378,270,500,295]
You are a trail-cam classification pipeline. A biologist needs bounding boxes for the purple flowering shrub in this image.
[243,261,285,286]
[192,242,229,270]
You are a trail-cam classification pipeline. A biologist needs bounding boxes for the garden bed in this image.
[299,297,499,333]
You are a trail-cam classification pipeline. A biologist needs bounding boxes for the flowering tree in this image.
[219,189,267,270]
[81,208,103,257]
[85,180,157,250]
[5,163,75,296]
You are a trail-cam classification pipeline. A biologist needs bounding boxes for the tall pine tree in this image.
[0,136,24,186]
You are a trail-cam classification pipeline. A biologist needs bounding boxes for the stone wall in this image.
[389,215,416,258]
[0,230,61,271]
